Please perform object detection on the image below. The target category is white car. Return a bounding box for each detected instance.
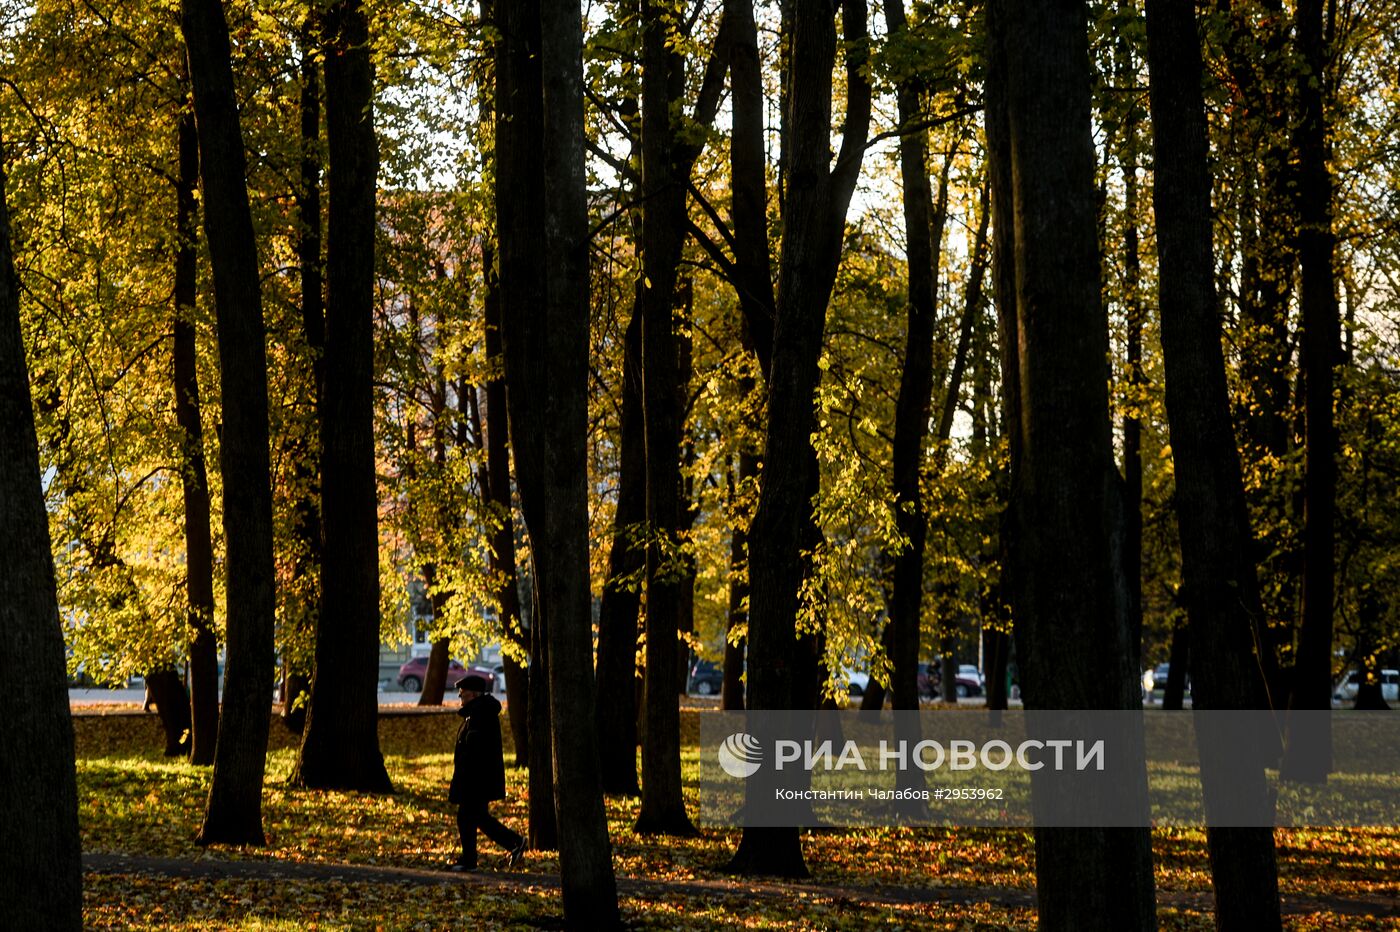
[958,664,984,686]
[1334,669,1399,702]
[840,667,870,697]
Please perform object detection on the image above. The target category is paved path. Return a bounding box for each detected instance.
[83,852,1397,919]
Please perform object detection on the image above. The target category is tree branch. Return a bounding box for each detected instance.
[688,181,738,253]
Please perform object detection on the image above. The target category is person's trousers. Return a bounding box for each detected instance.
[456,799,523,867]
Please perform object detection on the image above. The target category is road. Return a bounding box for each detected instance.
[69,685,436,706]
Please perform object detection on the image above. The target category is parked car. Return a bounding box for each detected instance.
[1334,669,1399,702]
[841,667,871,697]
[397,656,492,693]
[917,662,984,699]
[951,671,982,699]
[917,662,936,697]
[467,665,498,691]
[688,659,724,696]
[1146,662,1193,700]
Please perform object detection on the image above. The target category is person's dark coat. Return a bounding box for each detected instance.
[449,693,507,803]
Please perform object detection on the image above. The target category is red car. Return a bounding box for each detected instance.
[397,657,494,693]
[917,662,984,699]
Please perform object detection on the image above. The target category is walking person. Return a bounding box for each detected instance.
[448,674,526,872]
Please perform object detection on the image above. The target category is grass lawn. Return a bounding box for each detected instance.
[75,707,1398,929]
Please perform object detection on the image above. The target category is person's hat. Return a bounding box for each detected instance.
[455,674,489,693]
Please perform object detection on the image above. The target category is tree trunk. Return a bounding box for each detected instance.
[292,0,392,794]
[500,653,530,762]
[0,154,84,929]
[1282,0,1338,785]
[939,645,958,704]
[1144,3,1283,924]
[501,0,620,920]
[676,298,698,697]
[729,0,869,879]
[988,1,1156,927]
[985,0,1023,705]
[493,0,559,850]
[419,378,453,709]
[1117,21,1145,673]
[936,184,988,709]
[539,0,621,911]
[983,628,1010,711]
[283,17,325,737]
[173,96,220,765]
[985,4,1024,723]
[882,0,939,714]
[1352,595,1391,710]
[1220,3,1296,702]
[296,11,326,424]
[419,635,452,705]
[677,569,697,694]
[526,592,557,849]
[725,0,775,375]
[594,306,643,795]
[635,0,696,837]
[182,0,279,846]
[145,668,194,757]
[722,452,755,711]
[715,0,771,718]
[935,181,990,451]
[539,0,621,908]
[481,239,530,766]
[1163,624,1189,711]
[972,272,1008,716]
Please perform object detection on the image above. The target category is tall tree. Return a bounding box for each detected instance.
[292,0,393,793]
[1163,624,1190,710]
[713,0,778,713]
[493,0,558,852]
[282,13,326,736]
[1282,0,1339,783]
[594,307,643,794]
[862,159,988,711]
[593,46,647,801]
[413,313,454,709]
[931,178,990,708]
[182,0,280,846]
[987,0,1157,927]
[1220,2,1298,697]
[173,88,220,767]
[1115,8,1145,674]
[1144,1,1283,926]
[723,0,776,375]
[879,0,942,712]
[634,0,727,837]
[728,0,870,878]
[470,0,531,771]
[481,241,530,765]
[972,291,1011,713]
[500,0,621,921]
[0,148,84,932]
[722,452,757,710]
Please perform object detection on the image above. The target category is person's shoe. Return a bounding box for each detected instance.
[506,839,527,869]
[447,861,477,873]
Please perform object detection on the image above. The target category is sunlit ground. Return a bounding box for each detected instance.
[74,708,1398,929]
